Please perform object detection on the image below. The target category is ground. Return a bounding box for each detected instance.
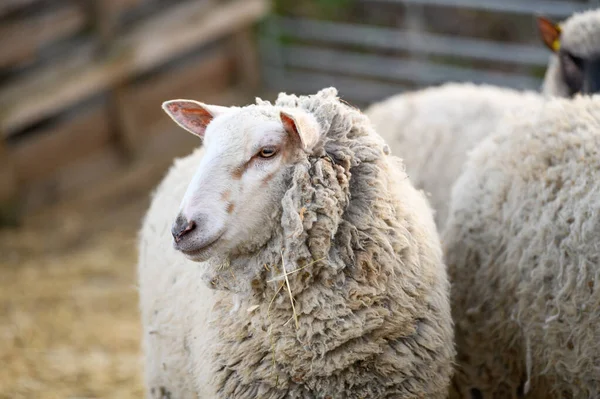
[0,167,161,399]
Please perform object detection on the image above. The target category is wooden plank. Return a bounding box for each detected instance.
[0,140,19,226]
[102,7,234,159]
[229,28,261,91]
[55,146,123,195]
[90,0,118,52]
[89,0,143,49]
[263,68,409,105]
[0,0,270,137]
[277,17,550,67]
[0,141,17,201]
[98,0,143,19]
[121,49,235,146]
[89,0,136,159]
[278,44,543,90]
[107,86,138,159]
[22,145,123,211]
[0,0,41,18]
[12,106,112,184]
[0,0,139,20]
[363,0,593,17]
[0,4,87,68]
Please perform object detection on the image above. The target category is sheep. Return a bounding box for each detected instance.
[364,82,543,227]
[443,94,600,398]
[363,9,599,229]
[539,8,600,96]
[138,87,455,398]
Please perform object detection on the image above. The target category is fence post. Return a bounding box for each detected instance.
[259,15,286,93]
[90,0,138,160]
[0,138,19,226]
[230,28,262,93]
[403,2,427,63]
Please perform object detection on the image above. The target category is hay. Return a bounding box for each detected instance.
[0,204,145,398]
[279,250,299,330]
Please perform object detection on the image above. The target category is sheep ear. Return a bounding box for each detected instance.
[162,100,228,138]
[537,16,561,52]
[280,110,320,151]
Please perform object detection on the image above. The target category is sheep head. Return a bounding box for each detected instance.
[538,11,600,96]
[162,99,322,263]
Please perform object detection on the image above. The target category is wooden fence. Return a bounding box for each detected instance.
[0,0,269,224]
[2,0,599,225]
[261,0,599,105]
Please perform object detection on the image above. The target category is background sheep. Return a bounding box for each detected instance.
[444,95,600,398]
[364,9,599,229]
[365,83,543,227]
[138,88,455,398]
[539,8,600,96]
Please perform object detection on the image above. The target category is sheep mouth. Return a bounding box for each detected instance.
[179,231,225,259]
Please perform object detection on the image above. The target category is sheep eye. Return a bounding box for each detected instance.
[258,147,277,159]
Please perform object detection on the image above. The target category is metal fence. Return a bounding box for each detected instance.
[260,0,599,105]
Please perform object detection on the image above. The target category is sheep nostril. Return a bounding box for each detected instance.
[172,217,196,242]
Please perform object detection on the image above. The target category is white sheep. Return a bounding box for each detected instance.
[364,9,600,229]
[138,87,455,398]
[539,8,600,96]
[365,82,543,227]
[443,95,600,398]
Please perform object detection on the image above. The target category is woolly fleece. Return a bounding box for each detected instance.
[543,8,600,96]
[365,82,543,228]
[138,88,455,398]
[444,95,600,398]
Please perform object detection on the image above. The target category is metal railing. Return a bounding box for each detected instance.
[260,0,598,105]
[368,0,591,18]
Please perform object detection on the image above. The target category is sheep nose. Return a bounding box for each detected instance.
[172,215,196,243]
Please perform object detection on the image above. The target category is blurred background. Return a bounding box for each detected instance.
[0,0,598,397]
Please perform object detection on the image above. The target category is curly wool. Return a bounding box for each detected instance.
[365,82,543,228]
[543,8,600,96]
[444,95,600,398]
[138,88,454,398]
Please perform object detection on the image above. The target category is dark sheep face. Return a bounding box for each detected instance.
[538,15,600,96]
[558,51,600,95]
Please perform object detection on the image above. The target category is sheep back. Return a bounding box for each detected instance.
[365,82,542,228]
[445,95,600,398]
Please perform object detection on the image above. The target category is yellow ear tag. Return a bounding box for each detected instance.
[552,23,562,52]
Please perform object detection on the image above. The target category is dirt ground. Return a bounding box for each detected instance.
[0,173,158,398]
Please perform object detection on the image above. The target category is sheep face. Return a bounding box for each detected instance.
[162,100,321,262]
[555,49,600,95]
[538,12,600,95]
